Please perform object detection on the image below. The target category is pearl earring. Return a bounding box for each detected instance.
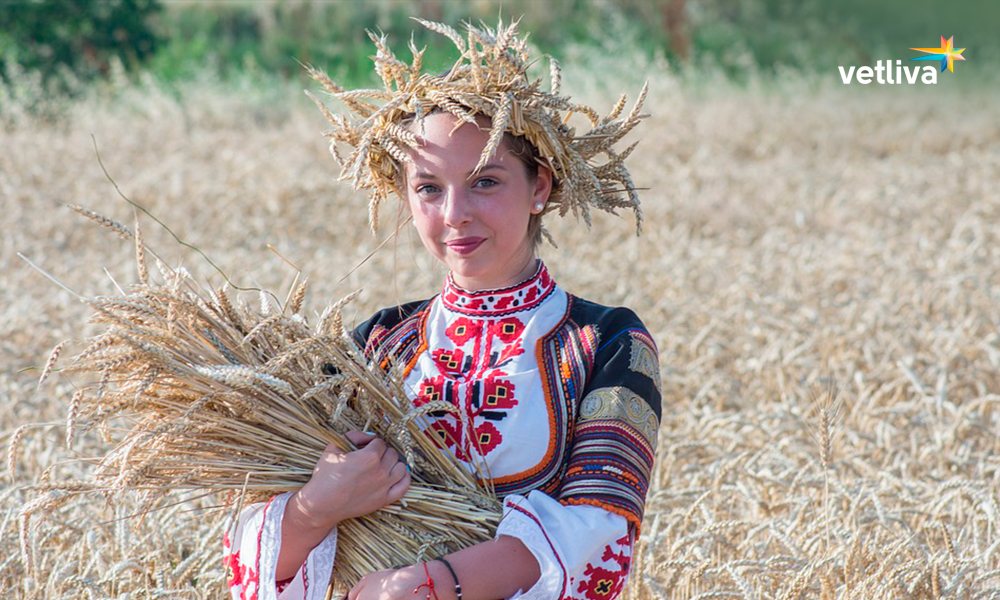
[533,202,544,212]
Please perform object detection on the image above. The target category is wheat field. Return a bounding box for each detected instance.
[2,59,999,599]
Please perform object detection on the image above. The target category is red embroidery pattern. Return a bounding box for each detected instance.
[482,373,517,410]
[223,530,259,600]
[446,318,483,346]
[431,347,464,375]
[414,373,518,460]
[490,318,526,365]
[414,277,546,461]
[472,420,503,455]
[491,317,525,343]
[224,511,307,599]
[429,419,464,455]
[223,532,244,589]
[568,533,633,600]
[416,375,448,404]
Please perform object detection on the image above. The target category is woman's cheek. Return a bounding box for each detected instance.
[411,210,446,258]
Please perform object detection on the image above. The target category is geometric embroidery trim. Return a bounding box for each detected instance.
[627,330,661,394]
[579,386,659,449]
[441,261,556,317]
[558,403,657,530]
[365,308,427,373]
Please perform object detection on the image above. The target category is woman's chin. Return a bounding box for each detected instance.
[449,268,491,290]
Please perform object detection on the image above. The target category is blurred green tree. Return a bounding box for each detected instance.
[0,0,162,83]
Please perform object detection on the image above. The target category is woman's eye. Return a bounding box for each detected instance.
[475,177,499,188]
[416,184,440,195]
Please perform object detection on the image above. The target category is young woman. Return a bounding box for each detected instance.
[224,19,660,600]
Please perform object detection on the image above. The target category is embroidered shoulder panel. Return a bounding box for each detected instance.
[627,330,661,394]
[579,386,658,446]
[559,385,659,530]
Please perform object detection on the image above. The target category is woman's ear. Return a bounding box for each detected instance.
[532,165,553,207]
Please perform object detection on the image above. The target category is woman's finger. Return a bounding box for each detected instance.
[386,472,411,503]
[347,573,371,600]
[345,429,378,448]
[388,460,408,484]
[379,444,400,471]
[353,437,385,465]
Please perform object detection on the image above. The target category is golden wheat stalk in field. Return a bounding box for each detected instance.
[30,217,501,590]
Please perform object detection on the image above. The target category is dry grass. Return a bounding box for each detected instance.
[2,60,999,599]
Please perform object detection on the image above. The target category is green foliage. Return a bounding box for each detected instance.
[0,0,162,85]
[143,1,668,88]
[2,0,997,92]
[690,0,999,77]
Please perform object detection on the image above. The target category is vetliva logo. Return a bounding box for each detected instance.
[839,60,938,85]
[839,36,966,85]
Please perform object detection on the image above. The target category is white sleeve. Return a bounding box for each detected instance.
[223,492,339,600]
[497,491,634,600]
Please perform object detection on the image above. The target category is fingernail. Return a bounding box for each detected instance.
[363,430,376,435]
[405,463,411,472]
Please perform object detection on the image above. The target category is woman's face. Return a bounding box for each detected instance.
[403,112,551,291]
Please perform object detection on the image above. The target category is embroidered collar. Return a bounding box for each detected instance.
[441,261,557,317]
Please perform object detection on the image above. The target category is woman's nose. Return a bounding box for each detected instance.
[442,189,473,227]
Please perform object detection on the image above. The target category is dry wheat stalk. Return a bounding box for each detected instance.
[69,205,133,241]
[38,341,68,386]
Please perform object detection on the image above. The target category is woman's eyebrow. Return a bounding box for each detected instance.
[412,163,508,180]
[468,163,507,176]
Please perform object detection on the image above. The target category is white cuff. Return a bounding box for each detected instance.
[496,494,566,599]
[231,492,338,600]
[495,491,631,600]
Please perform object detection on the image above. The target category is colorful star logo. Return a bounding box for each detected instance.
[910,36,966,72]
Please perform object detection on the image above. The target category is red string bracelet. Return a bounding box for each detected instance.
[413,562,440,600]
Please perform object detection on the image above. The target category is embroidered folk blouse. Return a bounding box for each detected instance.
[224,262,662,600]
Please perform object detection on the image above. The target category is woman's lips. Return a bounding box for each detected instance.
[445,237,485,255]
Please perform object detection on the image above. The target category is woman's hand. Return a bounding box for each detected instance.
[347,562,453,600]
[276,430,411,580]
[347,535,539,600]
[292,430,412,530]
